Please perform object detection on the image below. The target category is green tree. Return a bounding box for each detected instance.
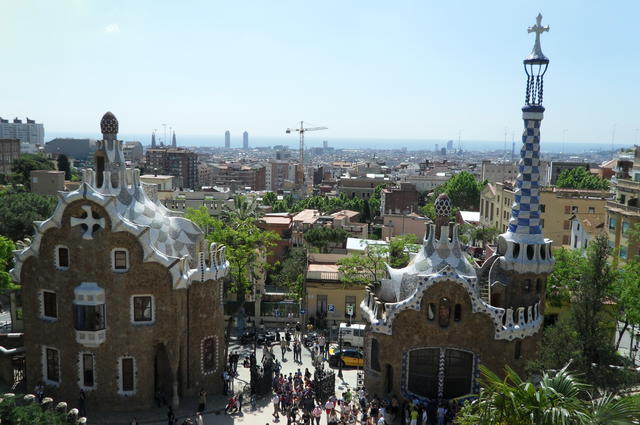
[556,167,610,190]
[10,154,54,187]
[545,247,587,307]
[261,191,277,206]
[303,227,348,253]
[0,236,17,292]
[388,234,418,268]
[572,234,616,381]
[469,226,499,247]
[185,206,279,350]
[338,243,388,286]
[0,190,57,241]
[441,172,485,211]
[456,364,640,425]
[56,154,72,180]
[612,260,640,352]
[272,248,307,300]
[535,235,630,390]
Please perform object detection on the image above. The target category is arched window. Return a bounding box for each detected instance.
[535,278,542,294]
[438,298,451,328]
[454,304,461,322]
[370,338,381,372]
[523,279,531,292]
[514,341,522,359]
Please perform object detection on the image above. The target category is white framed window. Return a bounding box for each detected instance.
[79,352,96,390]
[42,346,60,386]
[118,356,136,395]
[111,248,129,272]
[40,290,58,321]
[130,295,154,325]
[55,245,70,270]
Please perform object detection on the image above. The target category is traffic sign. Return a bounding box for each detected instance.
[300,309,306,315]
[328,304,335,312]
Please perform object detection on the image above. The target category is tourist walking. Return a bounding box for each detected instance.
[312,404,323,425]
[281,338,287,361]
[198,388,206,412]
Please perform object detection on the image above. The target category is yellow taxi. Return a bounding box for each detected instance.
[328,347,364,368]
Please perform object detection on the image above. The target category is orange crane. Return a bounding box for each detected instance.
[286,121,327,182]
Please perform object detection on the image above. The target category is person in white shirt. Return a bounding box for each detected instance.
[377,415,386,425]
[421,409,428,425]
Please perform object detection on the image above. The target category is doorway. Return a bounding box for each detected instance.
[154,344,173,404]
[385,364,393,395]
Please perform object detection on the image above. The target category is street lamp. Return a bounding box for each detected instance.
[337,322,343,379]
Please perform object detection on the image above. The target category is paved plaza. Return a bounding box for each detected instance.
[87,332,360,425]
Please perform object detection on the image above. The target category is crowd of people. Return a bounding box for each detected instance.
[154,323,462,425]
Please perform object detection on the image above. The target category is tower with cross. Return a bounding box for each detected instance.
[495,14,554,276]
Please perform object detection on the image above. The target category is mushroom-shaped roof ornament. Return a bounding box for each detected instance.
[100,111,118,136]
[434,193,452,218]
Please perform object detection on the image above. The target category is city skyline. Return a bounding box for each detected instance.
[2,1,639,145]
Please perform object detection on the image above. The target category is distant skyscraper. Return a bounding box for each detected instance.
[446,140,454,150]
[172,131,177,148]
[323,140,328,149]
[151,131,156,148]
[225,130,230,148]
[243,131,249,149]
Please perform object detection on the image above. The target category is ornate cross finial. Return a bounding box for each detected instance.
[71,205,105,239]
[527,13,549,60]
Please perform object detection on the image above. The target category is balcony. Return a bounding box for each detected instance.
[616,178,640,193]
[606,201,640,217]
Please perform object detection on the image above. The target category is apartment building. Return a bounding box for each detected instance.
[480,182,611,246]
[606,146,640,264]
[211,162,266,191]
[145,148,198,189]
[337,176,390,199]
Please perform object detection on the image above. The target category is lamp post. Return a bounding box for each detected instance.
[337,322,344,379]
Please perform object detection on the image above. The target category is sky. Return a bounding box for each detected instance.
[2,1,639,147]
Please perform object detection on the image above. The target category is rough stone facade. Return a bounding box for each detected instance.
[363,280,541,398]
[13,112,228,411]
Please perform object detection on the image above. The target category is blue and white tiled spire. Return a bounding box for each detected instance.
[498,14,554,274]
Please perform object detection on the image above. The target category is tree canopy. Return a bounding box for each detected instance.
[556,167,609,190]
[10,154,54,188]
[56,154,71,180]
[270,248,307,300]
[184,206,278,307]
[534,235,635,390]
[303,227,348,253]
[0,236,17,292]
[338,243,388,286]
[0,190,57,241]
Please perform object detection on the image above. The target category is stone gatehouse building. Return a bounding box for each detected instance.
[11,112,229,410]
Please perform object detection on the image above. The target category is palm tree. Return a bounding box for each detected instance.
[456,364,640,425]
[221,195,262,227]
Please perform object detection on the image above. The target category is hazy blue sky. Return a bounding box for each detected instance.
[2,1,639,146]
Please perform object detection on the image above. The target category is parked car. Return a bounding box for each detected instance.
[328,348,364,368]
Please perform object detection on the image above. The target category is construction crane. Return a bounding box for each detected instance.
[286,121,327,166]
